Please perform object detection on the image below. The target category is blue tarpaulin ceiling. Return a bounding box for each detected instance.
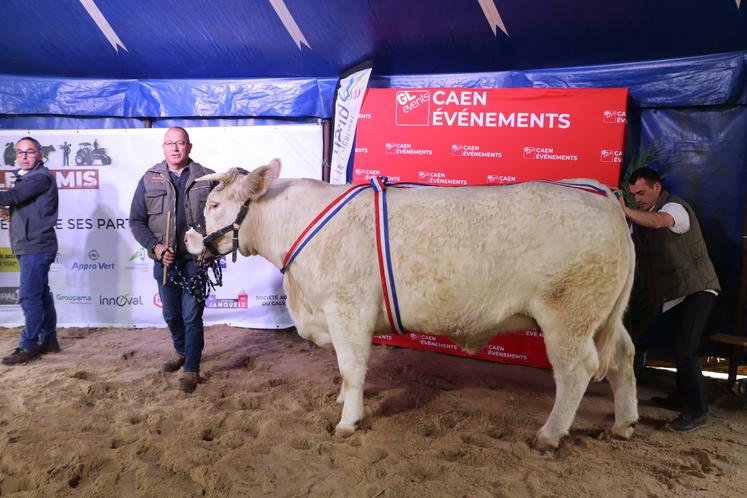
[2,0,747,79]
[1,0,747,117]
[1,1,746,351]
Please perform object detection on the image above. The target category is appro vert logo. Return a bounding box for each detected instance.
[71,248,115,271]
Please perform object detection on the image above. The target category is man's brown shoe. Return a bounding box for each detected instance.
[178,372,202,393]
[2,348,41,365]
[161,354,185,372]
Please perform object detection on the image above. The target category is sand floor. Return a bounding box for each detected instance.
[0,325,745,497]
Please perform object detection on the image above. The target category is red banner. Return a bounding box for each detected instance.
[353,88,627,186]
[355,88,628,368]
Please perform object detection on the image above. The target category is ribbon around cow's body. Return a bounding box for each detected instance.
[281,176,407,334]
[280,177,611,336]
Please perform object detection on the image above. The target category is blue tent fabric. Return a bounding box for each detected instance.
[0,75,336,119]
[1,52,746,118]
[636,106,747,354]
[2,1,746,80]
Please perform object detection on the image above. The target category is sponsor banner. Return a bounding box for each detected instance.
[373,329,551,369]
[0,125,322,327]
[330,62,373,185]
[353,88,627,186]
[0,286,18,305]
[355,88,627,368]
[0,247,18,272]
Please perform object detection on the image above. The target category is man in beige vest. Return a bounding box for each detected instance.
[620,167,720,432]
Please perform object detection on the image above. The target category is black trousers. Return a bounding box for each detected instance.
[666,291,716,415]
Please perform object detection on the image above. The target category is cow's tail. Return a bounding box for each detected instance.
[592,224,636,382]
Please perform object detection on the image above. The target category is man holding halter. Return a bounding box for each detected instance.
[129,127,214,393]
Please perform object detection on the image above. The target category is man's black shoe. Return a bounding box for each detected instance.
[38,338,61,354]
[665,412,708,433]
[2,348,41,365]
[651,395,682,411]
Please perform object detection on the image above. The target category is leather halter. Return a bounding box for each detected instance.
[200,168,251,263]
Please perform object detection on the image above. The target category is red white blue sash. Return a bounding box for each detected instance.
[370,177,406,334]
[281,183,370,271]
[535,180,608,196]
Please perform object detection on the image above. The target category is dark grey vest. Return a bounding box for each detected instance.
[142,160,214,259]
[634,190,720,304]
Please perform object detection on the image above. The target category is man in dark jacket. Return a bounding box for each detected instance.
[620,167,720,432]
[0,136,59,365]
[129,127,214,393]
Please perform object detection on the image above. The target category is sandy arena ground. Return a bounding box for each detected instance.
[0,325,745,497]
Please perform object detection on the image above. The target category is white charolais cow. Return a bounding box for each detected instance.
[185,160,638,451]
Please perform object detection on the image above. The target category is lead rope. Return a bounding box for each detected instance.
[166,256,224,303]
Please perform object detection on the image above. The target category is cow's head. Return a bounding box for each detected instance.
[185,159,281,259]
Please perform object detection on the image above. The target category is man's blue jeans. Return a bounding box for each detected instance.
[154,260,205,373]
[17,251,57,351]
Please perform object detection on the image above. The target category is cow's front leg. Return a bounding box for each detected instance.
[336,381,346,404]
[326,310,373,437]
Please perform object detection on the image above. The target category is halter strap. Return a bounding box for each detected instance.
[202,199,250,263]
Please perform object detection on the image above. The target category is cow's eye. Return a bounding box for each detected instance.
[208,201,219,209]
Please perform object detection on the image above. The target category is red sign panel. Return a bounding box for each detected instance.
[355,88,628,368]
[353,88,627,186]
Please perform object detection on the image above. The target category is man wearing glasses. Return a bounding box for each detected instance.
[129,127,215,393]
[0,136,59,365]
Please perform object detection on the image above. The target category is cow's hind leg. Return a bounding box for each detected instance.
[534,334,598,451]
[605,324,638,439]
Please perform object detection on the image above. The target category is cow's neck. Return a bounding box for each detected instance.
[245,179,342,269]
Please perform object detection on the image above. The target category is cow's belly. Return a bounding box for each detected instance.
[284,275,333,348]
[401,310,539,354]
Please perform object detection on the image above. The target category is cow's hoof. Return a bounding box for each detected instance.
[334,424,356,438]
[610,421,636,440]
[530,431,565,453]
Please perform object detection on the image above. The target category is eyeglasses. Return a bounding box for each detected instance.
[163,140,189,147]
[15,149,39,157]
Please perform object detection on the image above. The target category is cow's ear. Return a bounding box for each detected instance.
[268,158,281,178]
[240,160,281,200]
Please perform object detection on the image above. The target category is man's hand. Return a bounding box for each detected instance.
[0,207,8,221]
[154,243,175,265]
[611,189,625,209]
